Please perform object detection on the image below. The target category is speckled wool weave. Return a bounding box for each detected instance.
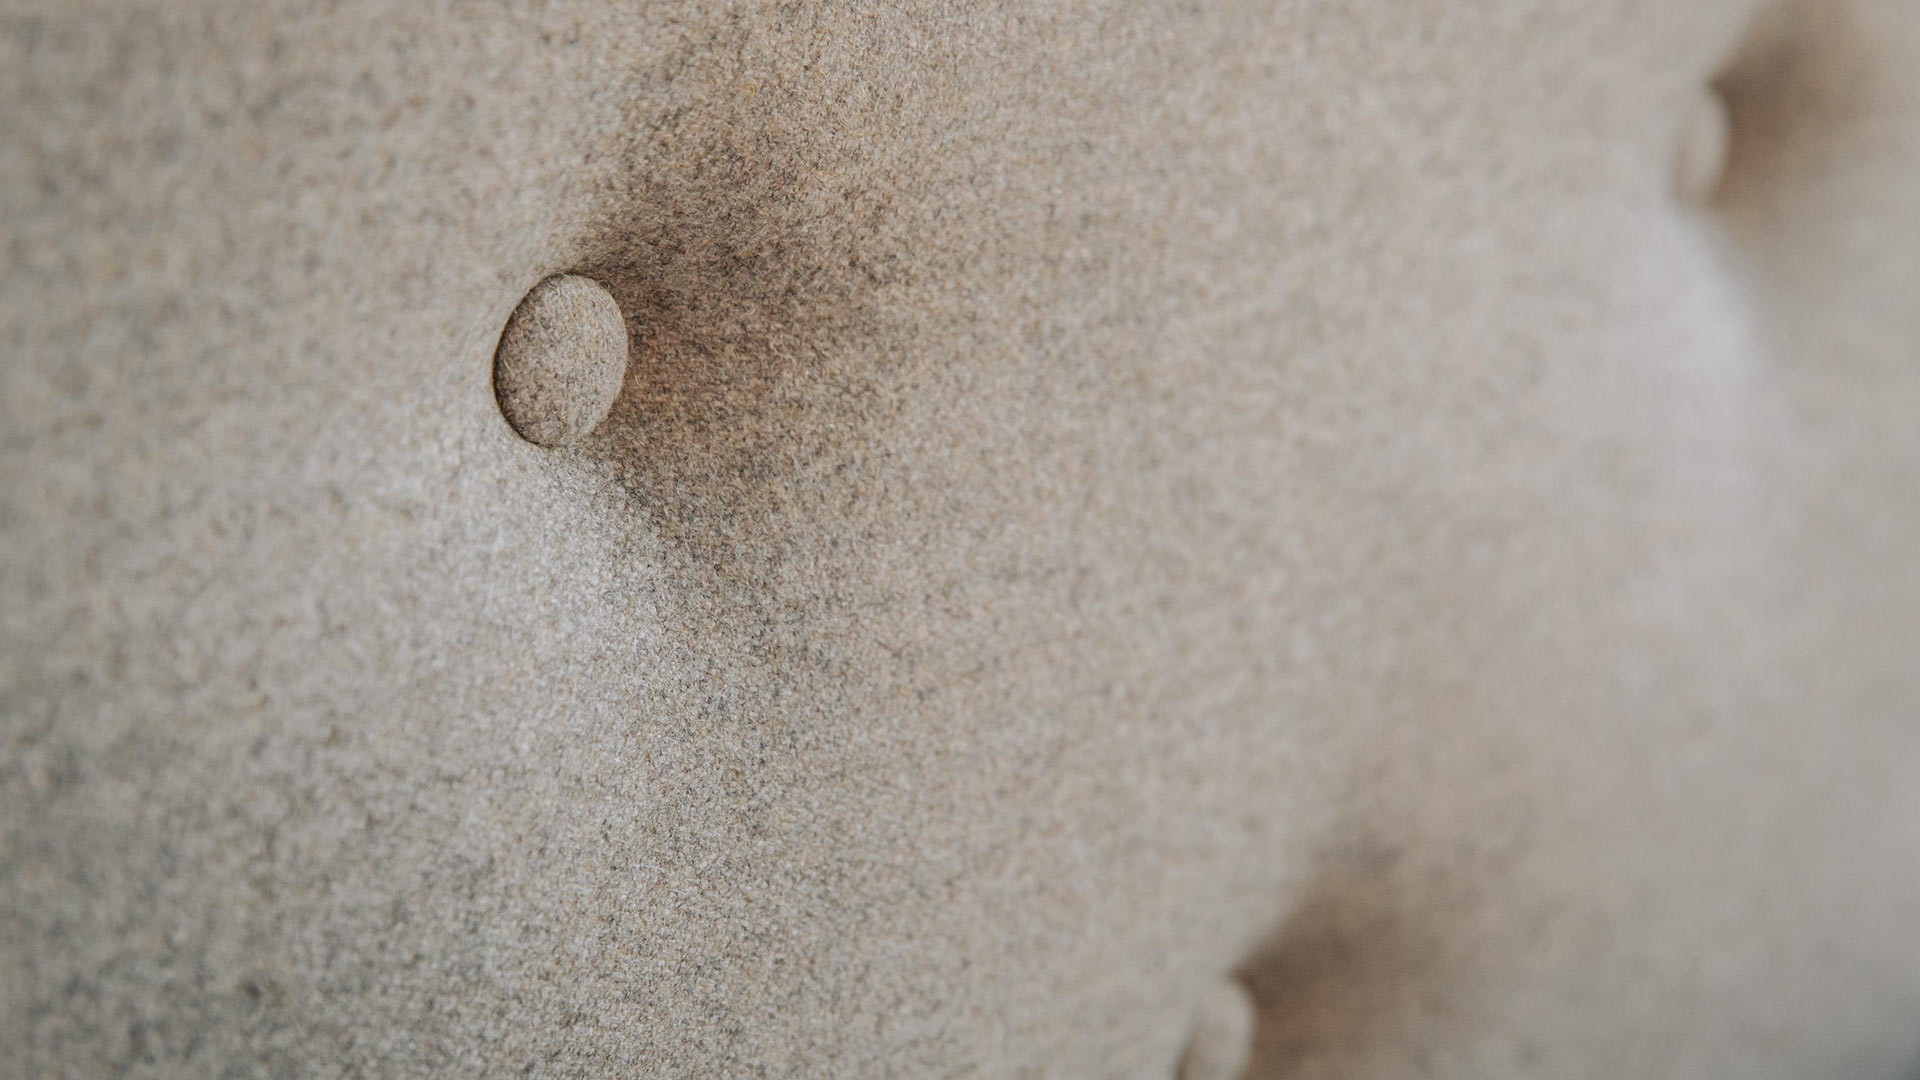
[492,274,630,447]
[4,2,1919,1077]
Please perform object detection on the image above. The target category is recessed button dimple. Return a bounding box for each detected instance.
[1176,977,1256,1080]
[492,274,629,447]
[1674,88,1732,205]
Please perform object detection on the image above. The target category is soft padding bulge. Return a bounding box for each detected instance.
[3,2,1919,1077]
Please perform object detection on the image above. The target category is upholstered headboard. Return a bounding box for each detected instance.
[5,2,1918,1076]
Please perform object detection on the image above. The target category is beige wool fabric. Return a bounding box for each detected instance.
[4,1,1919,1077]
[492,274,630,448]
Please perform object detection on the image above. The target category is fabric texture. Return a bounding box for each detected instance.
[4,2,1918,1076]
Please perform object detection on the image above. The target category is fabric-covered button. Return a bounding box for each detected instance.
[492,274,629,447]
[1176,977,1256,1080]
[1674,89,1731,205]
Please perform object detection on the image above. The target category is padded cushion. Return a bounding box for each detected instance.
[4,1,1918,1076]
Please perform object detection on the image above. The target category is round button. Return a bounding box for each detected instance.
[1674,89,1732,205]
[492,274,629,447]
[1177,977,1256,1080]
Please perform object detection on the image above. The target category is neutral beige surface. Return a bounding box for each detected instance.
[493,274,630,448]
[3,1,1918,1077]
[1178,979,1257,1080]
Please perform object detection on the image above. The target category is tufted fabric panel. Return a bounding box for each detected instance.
[4,2,1918,1076]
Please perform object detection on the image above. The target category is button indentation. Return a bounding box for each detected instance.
[1177,977,1256,1080]
[492,274,629,447]
[1674,89,1732,205]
